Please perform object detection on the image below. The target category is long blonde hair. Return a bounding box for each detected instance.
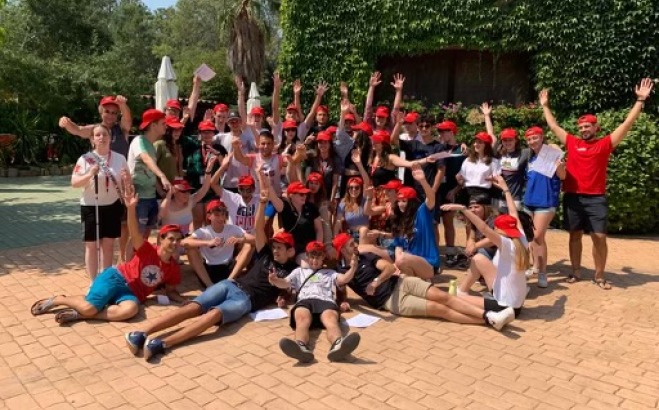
[511,237,530,271]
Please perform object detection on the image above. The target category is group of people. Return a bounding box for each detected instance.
[30,72,653,363]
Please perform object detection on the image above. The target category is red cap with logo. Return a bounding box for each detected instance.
[237,175,255,187]
[475,131,493,145]
[371,130,391,145]
[206,199,227,213]
[332,233,352,255]
[213,103,229,113]
[282,120,297,130]
[577,114,598,125]
[500,128,518,140]
[287,181,311,195]
[494,214,522,238]
[165,99,181,110]
[305,241,326,253]
[375,106,390,118]
[250,106,265,116]
[166,117,184,129]
[159,224,182,236]
[397,186,418,200]
[198,120,216,132]
[99,96,118,107]
[436,121,458,134]
[524,126,544,138]
[352,121,373,136]
[139,109,166,130]
[272,232,295,248]
[316,131,332,142]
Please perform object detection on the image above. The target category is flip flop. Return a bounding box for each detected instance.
[566,274,581,284]
[592,279,612,290]
[30,296,61,316]
[55,309,80,324]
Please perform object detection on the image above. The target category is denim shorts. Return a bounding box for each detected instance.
[477,247,497,261]
[85,267,138,311]
[193,280,252,324]
[136,198,159,232]
[523,205,556,214]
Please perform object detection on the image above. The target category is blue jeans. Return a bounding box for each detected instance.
[193,280,252,324]
[136,198,158,232]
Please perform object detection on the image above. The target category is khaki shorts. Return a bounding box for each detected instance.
[384,276,432,317]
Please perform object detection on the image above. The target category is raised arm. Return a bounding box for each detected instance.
[491,175,520,223]
[115,95,132,135]
[390,111,404,147]
[123,177,145,250]
[271,72,282,125]
[336,252,359,286]
[254,183,269,251]
[303,82,329,128]
[363,71,381,120]
[293,79,304,120]
[350,148,372,188]
[539,89,568,145]
[59,117,93,139]
[610,78,653,148]
[340,81,349,102]
[442,204,502,248]
[231,136,251,167]
[390,73,405,119]
[191,155,219,204]
[235,76,247,121]
[480,102,495,146]
[412,164,436,210]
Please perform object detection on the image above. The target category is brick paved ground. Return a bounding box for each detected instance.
[1,177,658,409]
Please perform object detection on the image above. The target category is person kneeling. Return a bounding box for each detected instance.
[269,241,361,363]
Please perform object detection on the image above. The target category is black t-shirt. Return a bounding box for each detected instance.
[235,244,298,311]
[497,147,530,200]
[400,139,446,197]
[340,252,398,309]
[279,201,320,254]
[439,144,467,193]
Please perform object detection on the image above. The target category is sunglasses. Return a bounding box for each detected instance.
[348,186,361,190]
[419,124,431,129]
[238,187,254,193]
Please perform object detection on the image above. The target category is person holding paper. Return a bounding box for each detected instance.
[495,128,530,212]
[522,126,565,287]
[539,78,653,289]
[125,182,298,362]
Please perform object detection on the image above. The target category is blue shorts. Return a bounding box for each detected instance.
[193,280,252,325]
[85,267,138,311]
[477,247,497,261]
[523,205,556,214]
[136,198,159,232]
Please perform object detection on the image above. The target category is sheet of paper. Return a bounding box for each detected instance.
[250,308,288,321]
[345,313,381,328]
[194,63,216,82]
[428,151,452,161]
[530,144,563,178]
[156,295,170,305]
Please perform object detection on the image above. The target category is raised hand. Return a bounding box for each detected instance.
[491,175,509,191]
[231,136,241,147]
[204,109,213,121]
[340,99,350,114]
[391,73,405,91]
[340,81,349,97]
[315,81,329,96]
[234,75,245,94]
[369,71,382,87]
[635,78,654,101]
[539,89,549,107]
[293,79,302,94]
[273,72,282,89]
[480,102,492,116]
[395,110,405,124]
[193,75,202,87]
[58,116,72,129]
[351,148,362,164]
[115,95,128,106]
[411,163,425,181]
[124,181,138,208]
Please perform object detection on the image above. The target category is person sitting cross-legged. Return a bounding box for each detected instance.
[125,185,298,361]
[31,181,186,324]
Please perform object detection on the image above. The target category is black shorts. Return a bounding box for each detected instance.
[290,298,339,330]
[562,193,608,234]
[457,187,491,206]
[203,263,233,285]
[81,200,123,242]
[484,298,522,318]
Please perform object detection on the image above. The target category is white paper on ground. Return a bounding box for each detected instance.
[345,313,381,328]
[250,308,288,321]
[194,63,216,82]
[156,295,170,305]
[529,144,563,178]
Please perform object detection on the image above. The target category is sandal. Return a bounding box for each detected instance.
[30,296,61,316]
[566,274,581,284]
[592,278,612,290]
[55,309,80,324]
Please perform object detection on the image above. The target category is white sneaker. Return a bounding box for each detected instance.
[525,268,537,279]
[537,273,548,288]
[486,307,515,331]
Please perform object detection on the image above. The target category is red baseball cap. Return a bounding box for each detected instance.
[500,128,518,140]
[165,99,181,110]
[332,232,352,255]
[165,117,184,129]
[436,121,458,134]
[159,224,182,236]
[238,175,255,187]
[317,105,329,114]
[173,177,193,192]
[213,103,229,113]
[348,176,363,186]
[326,126,338,135]
[99,96,118,107]
[494,214,522,238]
[287,181,311,195]
[524,126,544,138]
[139,109,166,130]
[305,241,326,253]
[206,199,227,213]
[380,179,403,190]
[307,172,323,184]
[352,121,373,136]
[344,113,356,122]
[282,120,297,130]
[316,131,332,142]
[475,131,493,145]
[250,106,265,116]
[375,106,390,118]
[272,231,295,248]
[198,120,216,132]
[371,130,391,145]
[577,114,598,125]
[286,103,298,112]
[397,186,418,200]
[404,112,419,123]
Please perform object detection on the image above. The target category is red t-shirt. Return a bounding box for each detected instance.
[563,134,613,195]
[117,242,181,302]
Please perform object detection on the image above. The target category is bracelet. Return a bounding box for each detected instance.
[637,99,646,102]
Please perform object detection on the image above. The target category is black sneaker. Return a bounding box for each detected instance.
[327,333,361,362]
[125,331,147,355]
[444,255,458,268]
[279,338,314,363]
[144,338,166,362]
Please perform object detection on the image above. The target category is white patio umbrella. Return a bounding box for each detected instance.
[246,82,261,113]
[154,56,178,112]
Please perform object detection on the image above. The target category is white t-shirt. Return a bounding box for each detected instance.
[214,130,256,189]
[191,224,245,265]
[399,132,422,142]
[492,235,528,309]
[221,190,259,234]
[74,151,128,206]
[249,153,284,197]
[287,267,338,304]
[458,158,501,188]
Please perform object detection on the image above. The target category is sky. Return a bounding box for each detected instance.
[142,0,178,11]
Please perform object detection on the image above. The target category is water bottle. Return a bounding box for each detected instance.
[448,279,457,296]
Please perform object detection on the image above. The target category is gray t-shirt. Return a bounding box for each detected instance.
[287,267,338,304]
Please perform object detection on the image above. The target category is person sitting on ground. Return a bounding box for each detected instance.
[31,180,186,324]
[125,187,298,361]
[181,199,255,288]
[332,233,516,331]
[268,241,361,363]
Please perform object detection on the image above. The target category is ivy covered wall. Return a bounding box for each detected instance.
[278,0,659,115]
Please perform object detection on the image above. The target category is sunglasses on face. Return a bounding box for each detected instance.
[419,124,431,129]
[348,186,361,190]
[238,187,254,193]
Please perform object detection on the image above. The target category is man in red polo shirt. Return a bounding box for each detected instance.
[539,78,653,289]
